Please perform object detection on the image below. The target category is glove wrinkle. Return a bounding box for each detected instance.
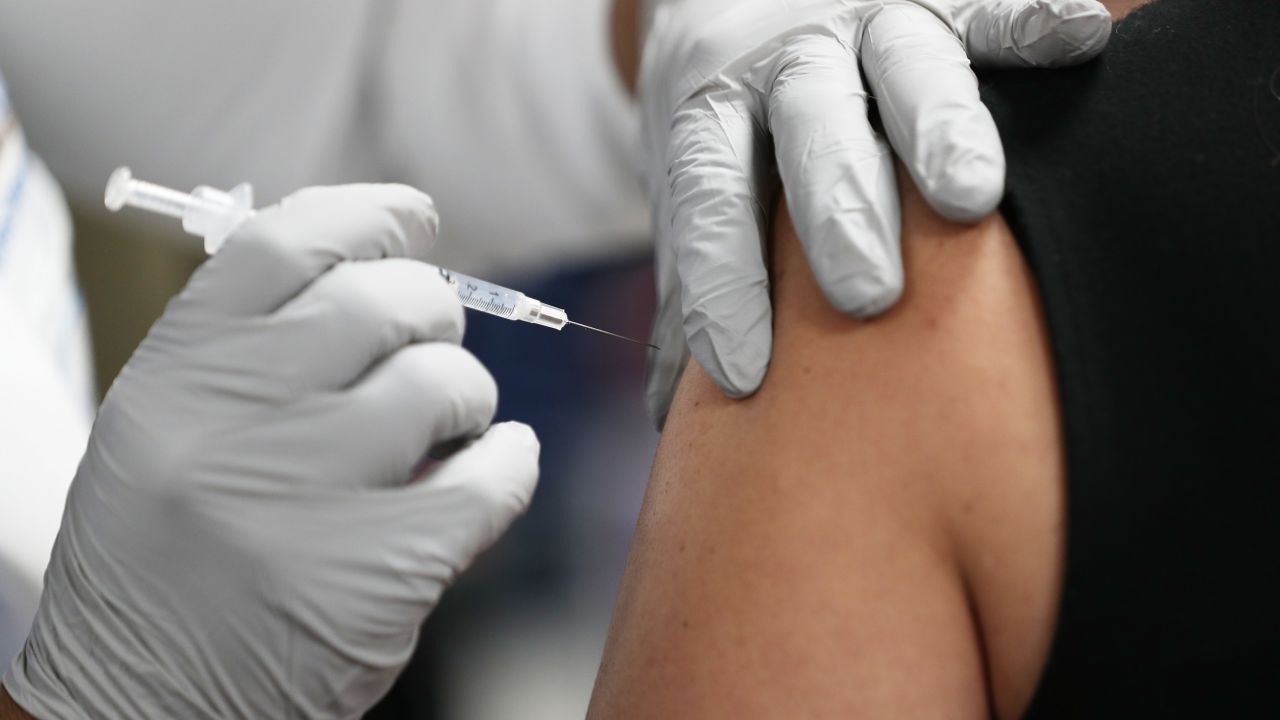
[683,293,772,398]
[959,0,1111,65]
[1007,0,1112,64]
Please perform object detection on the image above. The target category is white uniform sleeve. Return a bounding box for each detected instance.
[376,0,651,273]
[0,0,650,275]
[0,2,383,211]
[0,293,90,668]
[0,79,93,667]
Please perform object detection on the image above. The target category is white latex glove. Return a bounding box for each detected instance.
[642,0,1112,424]
[3,186,540,719]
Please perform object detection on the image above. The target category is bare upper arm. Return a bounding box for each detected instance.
[590,168,1064,718]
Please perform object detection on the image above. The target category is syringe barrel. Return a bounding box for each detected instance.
[127,183,195,219]
[104,168,572,331]
[438,267,521,319]
[433,266,566,329]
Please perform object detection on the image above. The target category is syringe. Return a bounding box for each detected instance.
[104,167,656,347]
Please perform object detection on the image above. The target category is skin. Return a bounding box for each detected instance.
[590,173,1061,719]
[591,2,1152,717]
[0,687,24,720]
[611,0,643,95]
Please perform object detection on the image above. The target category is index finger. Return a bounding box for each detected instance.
[184,184,440,315]
[861,5,1005,223]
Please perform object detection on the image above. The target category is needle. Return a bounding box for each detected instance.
[566,320,659,350]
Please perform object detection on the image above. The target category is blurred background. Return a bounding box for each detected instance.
[73,208,658,719]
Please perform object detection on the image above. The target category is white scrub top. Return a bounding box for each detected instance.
[0,0,651,276]
[0,74,96,667]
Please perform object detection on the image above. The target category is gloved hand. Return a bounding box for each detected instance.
[3,186,540,719]
[642,0,1112,424]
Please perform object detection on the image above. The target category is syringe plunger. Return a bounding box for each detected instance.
[105,167,254,254]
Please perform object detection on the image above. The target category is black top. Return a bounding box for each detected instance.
[977,0,1280,716]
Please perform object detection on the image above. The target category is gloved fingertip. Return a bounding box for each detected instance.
[422,202,441,240]
[824,267,904,318]
[487,421,540,453]
[456,422,540,514]
[1015,0,1113,66]
[717,373,764,400]
[922,150,1005,223]
[686,326,768,401]
[350,183,441,260]
[393,185,441,251]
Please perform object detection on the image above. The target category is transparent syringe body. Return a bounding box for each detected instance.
[104,167,569,330]
[435,267,568,330]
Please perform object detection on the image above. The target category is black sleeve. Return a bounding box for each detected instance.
[976,1,1280,715]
